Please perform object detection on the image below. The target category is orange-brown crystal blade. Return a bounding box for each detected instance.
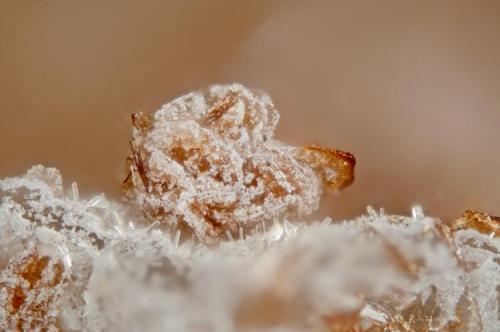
[202,93,238,125]
[301,145,356,189]
[130,141,150,193]
[450,210,500,237]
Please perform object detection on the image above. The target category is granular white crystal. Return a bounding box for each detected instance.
[1,167,498,331]
[125,84,326,242]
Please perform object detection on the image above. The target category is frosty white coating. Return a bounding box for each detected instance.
[0,167,498,331]
[125,84,335,242]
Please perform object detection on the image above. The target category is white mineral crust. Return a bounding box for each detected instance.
[0,167,498,331]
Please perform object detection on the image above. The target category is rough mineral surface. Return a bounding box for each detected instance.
[1,167,498,331]
[123,84,355,242]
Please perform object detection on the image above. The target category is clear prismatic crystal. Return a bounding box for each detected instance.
[1,85,499,332]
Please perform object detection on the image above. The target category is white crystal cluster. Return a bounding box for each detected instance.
[126,84,336,242]
[1,167,498,331]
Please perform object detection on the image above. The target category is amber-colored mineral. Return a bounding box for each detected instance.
[1,84,498,332]
[298,145,356,189]
[123,84,356,242]
[450,210,500,237]
[1,251,65,331]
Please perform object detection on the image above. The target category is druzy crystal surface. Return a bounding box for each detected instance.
[1,85,498,331]
[123,84,355,242]
[1,166,499,331]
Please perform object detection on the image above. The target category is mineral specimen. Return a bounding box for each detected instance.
[0,166,130,331]
[123,84,355,242]
[1,85,498,332]
[450,209,500,237]
[1,167,499,331]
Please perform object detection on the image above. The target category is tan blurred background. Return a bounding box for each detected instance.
[1,1,499,221]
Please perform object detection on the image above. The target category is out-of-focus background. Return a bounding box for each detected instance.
[1,1,499,221]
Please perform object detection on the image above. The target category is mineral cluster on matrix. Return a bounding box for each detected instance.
[0,84,498,332]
